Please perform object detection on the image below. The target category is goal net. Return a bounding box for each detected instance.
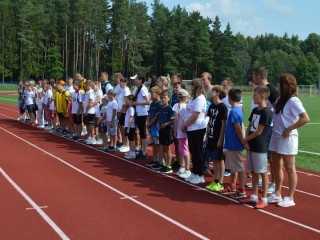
[297,85,317,97]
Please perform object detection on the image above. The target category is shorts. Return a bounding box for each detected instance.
[269,133,298,155]
[150,136,159,145]
[125,127,135,141]
[118,112,126,126]
[107,119,117,136]
[83,114,95,125]
[18,99,25,113]
[225,150,244,173]
[58,112,68,119]
[72,114,82,124]
[178,138,189,157]
[207,148,224,161]
[26,104,35,113]
[159,128,173,146]
[246,151,268,174]
[136,115,147,139]
[99,122,108,133]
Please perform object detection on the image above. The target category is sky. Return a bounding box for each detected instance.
[144,0,320,40]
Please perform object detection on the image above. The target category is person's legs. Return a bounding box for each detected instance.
[272,151,283,196]
[283,155,297,199]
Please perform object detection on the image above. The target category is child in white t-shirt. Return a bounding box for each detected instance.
[36,89,45,128]
[83,80,96,144]
[97,95,109,150]
[124,95,136,159]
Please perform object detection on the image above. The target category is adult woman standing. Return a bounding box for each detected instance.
[131,73,150,159]
[182,78,207,184]
[267,73,309,207]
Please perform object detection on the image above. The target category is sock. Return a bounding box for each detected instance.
[261,197,268,203]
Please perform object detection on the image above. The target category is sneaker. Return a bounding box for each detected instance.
[136,152,147,159]
[179,170,191,179]
[189,175,205,184]
[105,146,116,152]
[98,146,107,151]
[86,137,96,145]
[267,194,282,203]
[205,182,217,190]
[255,199,268,209]
[37,125,45,129]
[151,162,163,170]
[267,183,276,194]
[146,160,158,167]
[72,135,79,141]
[203,169,212,176]
[185,173,195,182]
[277,196,295,208]
[159,166,173,174]
[96,139,103,145]
[221,186,236,195]
[224,170,231,177]
[124,152,136,159]
[176,167,185,176]
[232,190,247,199]
[245,180,263,188]
[240,195,259,204]
[119,146,130,153]
[116,141,124,148]
[211,183,224,192]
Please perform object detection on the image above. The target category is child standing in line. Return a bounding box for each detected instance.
[222,88,246,199]
[157,90,175,173]
[93,81,103,144]
[146,86,162,169]
[105,89,118,152]
[71,82,85,140]
[173,89,191,178]
[124,95,136,159]
[205,85,228,192]
[97,95,109,150]
[36,89,45,129]
[24,83,36,125]
[83,80,96,144]
[241,86,272,209]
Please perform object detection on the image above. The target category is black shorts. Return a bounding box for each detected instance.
[73,114,83,124]
[99,122,108,133]
[26,104,35,113]
[119,112,126,126]
[83,114,95,125]
[124,127,135,141]
[136,115,147,139]
[159,128,173,145]
[57,112,67,119]
[18,99,26,113]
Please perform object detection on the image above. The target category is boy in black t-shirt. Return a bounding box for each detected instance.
[205,85,228,192]
[241,86,272,209]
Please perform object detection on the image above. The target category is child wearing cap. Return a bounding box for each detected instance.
[105,89,118,152]
[173,88,191,178]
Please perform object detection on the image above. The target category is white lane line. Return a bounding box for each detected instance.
[298,150,320,156]
[0,126,209,240]
[0,168,69,240]
[26,206,48,210]
[0,97,17,102]
[0,106,18,113]
[1,124,320,235]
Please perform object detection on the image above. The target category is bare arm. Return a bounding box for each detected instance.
[234,122,244,142]
[282,112,309,138]
[182,111,200,132]
[217,119,226,148]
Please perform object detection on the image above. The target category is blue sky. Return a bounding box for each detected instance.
[144,0,319,40]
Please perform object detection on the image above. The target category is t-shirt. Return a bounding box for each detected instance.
[125,106,135,128]
[149,101,162,137]
[173,102,187,138]
[25,90,35,105]
[132,85,149,116]
[44,89,52,105]
[53,91,62,112]
[272,96,306,136]
[101,81,113,95]
[60,91,71,114]
[116,87,130,112]
[37,97,44,110]
[170,93,180,107]
[99,105,108,124]
[224,106,244,151]
[221,95,244,116]
[207,102,228,151]
[83,89,95,114]
[185,94,207,131]
[65,85,75,94]
[157,105,174,129]
[79,79,87,92]
[71,90,85,114]
[248,107,272,152]
[94,90,103,117]
[106,99,118,121]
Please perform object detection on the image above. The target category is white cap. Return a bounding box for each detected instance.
[37,88,43,93]
[130,74,137,80]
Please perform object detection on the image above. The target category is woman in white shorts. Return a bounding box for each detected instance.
[268,73,309,207]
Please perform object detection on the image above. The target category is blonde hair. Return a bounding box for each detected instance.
[93,81,101,91]
[150,86,162,95]
[158,76,170,88]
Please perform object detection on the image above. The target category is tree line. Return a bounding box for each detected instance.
[0,0,320,85]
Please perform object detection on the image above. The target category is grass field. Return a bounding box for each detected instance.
[0,84,18,91]
[1,92,319,172]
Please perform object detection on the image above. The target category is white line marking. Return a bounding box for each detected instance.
[0,106,18,113]
[26,206,48,210]
[298,150,320,156]
[0,126,209,240]
[306,122,320,125]
[0,168,69,240]
[0,97,17,102]
[120,196,138,200]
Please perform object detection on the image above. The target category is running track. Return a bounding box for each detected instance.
[0,100,319,240]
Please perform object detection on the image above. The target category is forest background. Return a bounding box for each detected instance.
[0,0,320,86]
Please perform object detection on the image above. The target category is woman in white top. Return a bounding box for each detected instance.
[182,79,207,184]
[268,73,309,207]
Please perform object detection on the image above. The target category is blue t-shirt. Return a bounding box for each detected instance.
[170,93,180,107]
[157,105,175,128]
[149,101,162,137]
[224,106,244,151]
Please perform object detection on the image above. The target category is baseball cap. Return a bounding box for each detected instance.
[58,80,66,86]
[130,74,137,80]
[178,89,189,98]
[108,89,116,95]
[102,94,109,100]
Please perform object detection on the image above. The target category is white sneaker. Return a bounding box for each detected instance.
[119,146,130,153]
[96,139,103,145]
[267,194,282,203]
[190,175,205,184]
[185,173,195,182]
[37,125,45,129]
[179,170,191,178]
[44,126,52,130]
[267,183,276,194]
[86,137,97,145]
[277,196,295,207]
[176,167,185,176]
[124,152,136,159]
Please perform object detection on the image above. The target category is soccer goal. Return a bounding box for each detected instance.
[297,85,317,97]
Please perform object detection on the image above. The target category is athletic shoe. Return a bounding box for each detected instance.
[86,137,96,145]
[267,194,282,203]
[224,170,231,177]
[72,135,79,141]
[221,186,236,195]
[185,173,195,182]
[159,166,173,174]
[105,146,116,152]
[119,146,130,153]
[240,195,259,204]
[146,160,158,167]
[37,125,45,129]
[189,175,205,184]
[277,197,295,207]
[176,167,185,176]
[149,162,162,170]
[232,190,247,199]
[205,182,217,190]
[124,152,136,159]
[255,200,268,209]
[116,141,124,148]
[211,183,224,192]
[203,169,212,176]
[245,180,263,188]
[267,183,276,194]
[44,126,53,130]
[179,170,191,179]
[135,152,147,160]
[98,146,107,151]
[96,139,103,145]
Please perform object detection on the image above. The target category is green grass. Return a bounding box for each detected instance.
[1,92,319,172]
[0,84,18,91]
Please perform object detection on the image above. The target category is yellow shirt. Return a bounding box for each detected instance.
[53,91,62,112]
[80,79,87,92]
[60,91,71,116]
